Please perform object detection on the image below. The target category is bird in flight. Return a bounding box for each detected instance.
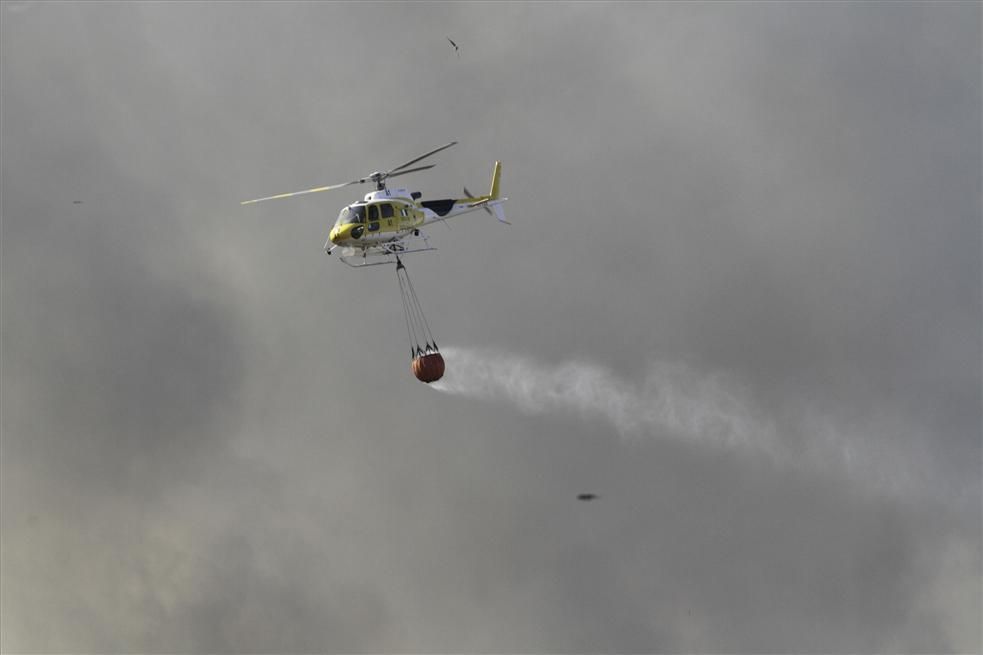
[447,37,459,57]
[577,493,598,502]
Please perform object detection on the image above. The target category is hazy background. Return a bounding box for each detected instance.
[2,2,980,652]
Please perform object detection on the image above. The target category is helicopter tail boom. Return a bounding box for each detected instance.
[416,161,509,227]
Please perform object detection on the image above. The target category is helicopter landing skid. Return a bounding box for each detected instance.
[337,236,436,268]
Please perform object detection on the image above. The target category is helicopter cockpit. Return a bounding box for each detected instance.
[335,204,366,228]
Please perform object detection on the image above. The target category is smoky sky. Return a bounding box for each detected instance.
[2,2,980,653]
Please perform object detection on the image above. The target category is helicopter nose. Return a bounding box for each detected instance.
[331,224,362,244]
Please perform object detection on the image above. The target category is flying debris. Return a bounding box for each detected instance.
[577,493,599,502]
[447,37,459,57]
[241,143,508,383]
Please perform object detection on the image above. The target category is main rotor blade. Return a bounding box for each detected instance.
[388,141,457,174]
[242,142,455,205]
[386,164,435,180]
[240,178,366,205]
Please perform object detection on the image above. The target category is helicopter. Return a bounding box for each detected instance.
[241,142,508,267]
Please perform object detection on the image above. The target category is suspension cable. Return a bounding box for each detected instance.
[396,258,438,359]
[403,265,436,351]
[398,264,424,353]
[397,261,417,358]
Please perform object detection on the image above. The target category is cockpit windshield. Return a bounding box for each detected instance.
[335,205,366,227]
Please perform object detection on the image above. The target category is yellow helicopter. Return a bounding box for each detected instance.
[241,142,508,267]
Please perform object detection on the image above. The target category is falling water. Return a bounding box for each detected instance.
[430,346,967,504]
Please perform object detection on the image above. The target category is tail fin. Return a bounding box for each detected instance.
[462,163,509,224]
[489,161,502,200]
[492,201,510,225]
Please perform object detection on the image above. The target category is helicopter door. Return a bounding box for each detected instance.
[398,204,414,228]
[380,203,395,229]
[368,203,395,233]
[367,204,381,233]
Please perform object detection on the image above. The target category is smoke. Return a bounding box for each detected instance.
[431,346,964,504]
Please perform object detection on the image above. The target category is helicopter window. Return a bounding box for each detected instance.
[368,205,379,221]
[380,203,394,219]
[337,205,365,226]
